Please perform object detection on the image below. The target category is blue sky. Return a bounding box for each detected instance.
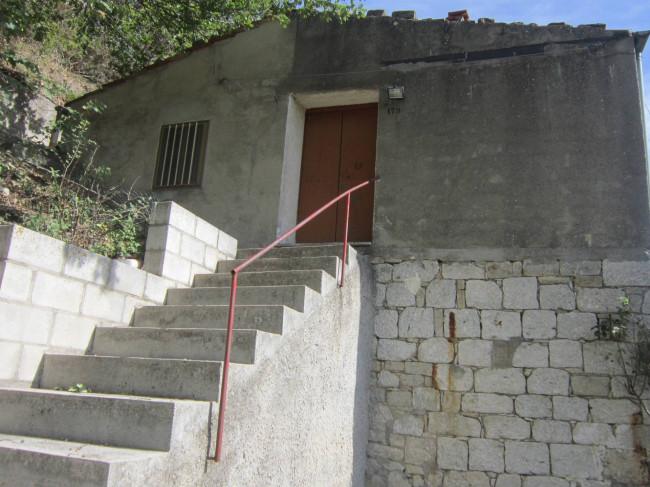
[359,1,650,137]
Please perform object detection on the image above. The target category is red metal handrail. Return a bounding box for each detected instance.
[213,174,380,461]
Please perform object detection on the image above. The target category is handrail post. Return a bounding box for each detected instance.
[215,269,238,462]
[340,193,351,287]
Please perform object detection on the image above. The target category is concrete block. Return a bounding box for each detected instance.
[377,339,416,361]
[81,285,125,323]
[418,337,453,363]
[457,339,492,366]
[466,280,502,309]
[203,247,218,271]
[108,260,146,297]
[393,260,438,283]
[0,342,21,379]
[577,288,624,312]
[560,260,601,276]
[441,262,484,279]
[503,278,539,310]
[556,311,597,340]
[548,339,582,368]
[571,374,610,397]
[512,342,548,367]
[437,438,468,471]
[522,310,556,339]
[582,341,625,374]
[505,441,549,475]
[426,280,456,308]
[573,423,616,446]
[603,260,650,286]
[443,471,490,487]
[539,285,575,310]
[485,416,530,440]
[195,218,219,246]
[427,412,481,437]
[481,311,521,340]
[589,398,640,424]
[532,419,571,443]
[432,364,473,391]
[486,262,514,279]
[523,259,558,277]
[217,230,237,258]
[515,395,552,418]
[412,387,439,411]
[16,344,46,381]
[399,307,434,338]
[143,273,175,303]
[550,444,602,480]
[469,438,504,473]
[393,413,424,436]
[375,309,398,338]
[0,262,33,301]
[1,225,66,274]
[63,246,111,286]
[31,272,84,313]
[152,201,197,235]
[159,252,192,284]
[180,234,206,265]
[527,368,569,395]
[122,296,148,323]
[405,436,436,467]
[0,301,53,344]
[50,313,98,350]
[444,309,480,338]
[475,368,526,394]
[386,282,416,307]
[553,396,589,421]
[462,393,513,414]
[145,225,181,253]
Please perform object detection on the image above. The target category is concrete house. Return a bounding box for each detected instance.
[2,9,650,487]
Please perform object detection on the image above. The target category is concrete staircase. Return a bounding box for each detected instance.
[0,244,353,486]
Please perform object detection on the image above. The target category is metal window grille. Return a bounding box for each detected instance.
[154,120,208,188]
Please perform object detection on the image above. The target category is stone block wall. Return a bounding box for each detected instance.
[367,257,650,487]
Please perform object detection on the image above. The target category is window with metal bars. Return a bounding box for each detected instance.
[153,120,208,188]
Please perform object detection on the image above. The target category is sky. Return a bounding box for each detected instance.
[358,0,650,139]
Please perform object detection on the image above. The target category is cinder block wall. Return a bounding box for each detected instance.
[367,257,650,486]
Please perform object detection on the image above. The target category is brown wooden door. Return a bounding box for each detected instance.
[296,104,377,243]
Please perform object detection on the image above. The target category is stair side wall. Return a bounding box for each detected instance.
[367,256,650,487]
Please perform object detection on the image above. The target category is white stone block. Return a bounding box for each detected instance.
[386,282,416,307]
[522,310,556,339]
[556,312,597,340]
[469,438,504,473]
[512,342,548,367]
[399,307,434,338]
[426,280,456,308]
[0,262,33,302]
[0,342,21,379]
[481,311,521,340]
[374,283,386,308]
[571,374,610,397]
[442,262,484,279]
[377,370,399,388]
[377,339,416,361]
[50,314,97,350]
[462,393,513,414]
[577,288,625,313]
[505,441,549,475]
[143,273,175,303]
[0,301,53,344]
[582,341,624,374]
[495,474,522,487]
[375,310,398,338]
[1,225,66,274]
[81,285,125,323]
[532,419,571,443]
[549,444,602,480]
[393,413,423,436]
[443,471,490,487]
[527,368,569,395]
[486,262,514,279]
[522,477,568,487]
[405,436,436,467]
[108,260,146,297]
[553,396,589,421]
[387,390,411,407]
[560,260,601,276]
[412,387,439,411]
[589,399,640,424]
[427,412,481,437]
[573,423,616,447]
[457,339,492,367]
[195,218,219,246]
[444,309,481,338]
[484,416,530,440]
[374,264,392,283]
[145,225,182,253]
[437,438,468,471]
[31,272,84,313]
[418,337,453,363]
[432,364,473,391]
[548,339,582,368]
[503,278,539,310]
[523,259,559,277]
[466,280,502,309]
[16,344,46,381]
[393,260,439,283]
[515,395,552,418]
[603,260,650,286]
[539,285,575,310]
[475,368,526,394]
[217,231,238,258]
[614,424,650,450]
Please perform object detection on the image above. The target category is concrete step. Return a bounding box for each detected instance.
[0,433,164,487]
[91,327,260,364]
[38,354,222,401]
[0,388,175,451]
[193,269,336,293]
[166,285,318,312]
[133,304,301,334]
[217,255,341,278]
[236,243,356,261]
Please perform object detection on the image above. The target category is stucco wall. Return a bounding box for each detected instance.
[71,16,649,251]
